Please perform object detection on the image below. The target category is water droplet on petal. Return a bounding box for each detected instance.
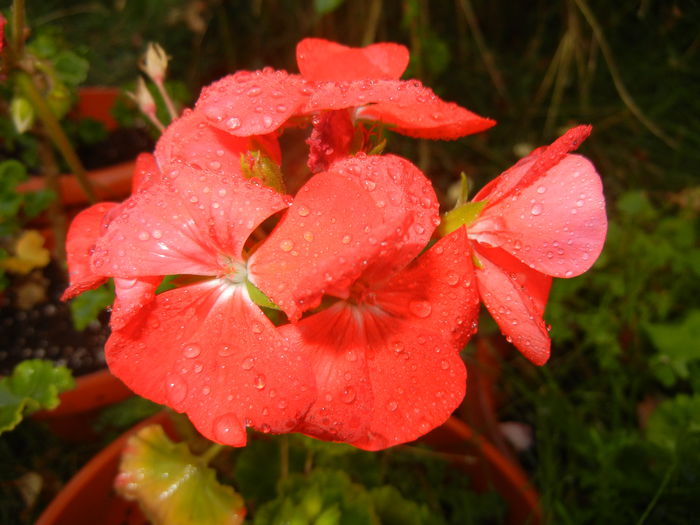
[440,360,449,370]
[279,239,294,252]
[219,344,234,357]
[342,234,352,244]
[297,206,310,217]
[226,117,241,130]
[530,204,543,216]
[254,374,266,390]
[251,322,263,334]
[183,343,201,358]
[241,357,254,370]
[408,300,432,318]
[446,272,459,286]
[213,413,246,445]
[387,400,398,412]
[537,186,546,194]
[341,387,356,404]
[138,231,150,241]
[166,375,187,406]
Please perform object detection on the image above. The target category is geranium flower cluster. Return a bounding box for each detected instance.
[64,39,606,450]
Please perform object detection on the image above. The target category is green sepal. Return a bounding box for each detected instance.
[69,281,115,330]
[240,150,286,194]
[117,424,245,525]
[0,360,75,435]
[437,200,488,237]
[246,279,281,310]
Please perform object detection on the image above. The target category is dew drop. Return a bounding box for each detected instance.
[530,204,543,216]
[251,322,263,334]
[408,300,432,318]
[152,230,162,239]
[387,400,398,412]
[241,357,255,370]
[446,272,459,286]
[341,387,356,404]
[279,239,294,252]
[297,205,310,217]
[303,231,314,242]
[537,186,546,194]
[213,413,245,445]
[254,374,266,390]
[166,375,187,406]
[183,343,201,358]
[219,344,234,357]
[440,360,449,370]
[226,117,241,130]
[341,234,352,244]
[138,231,150,241]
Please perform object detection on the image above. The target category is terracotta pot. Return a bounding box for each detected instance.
[33,368,135,442]
[71,87,121,131]
[36,414,539,525]
[34,411,171,525]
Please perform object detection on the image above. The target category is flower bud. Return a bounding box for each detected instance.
[10,96,35,134]
[140,42,169,83]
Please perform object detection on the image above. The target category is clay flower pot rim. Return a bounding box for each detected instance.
[35,414,540,525]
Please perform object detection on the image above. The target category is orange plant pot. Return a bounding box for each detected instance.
[36,414,540,525]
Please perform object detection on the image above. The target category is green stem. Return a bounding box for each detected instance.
[154,79,178,123]
[279,435,289,481]
[199,443,225,465]
[12,0,25,59]
[15,72,96,203]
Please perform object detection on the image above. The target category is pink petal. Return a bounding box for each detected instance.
[131,153,160,194]
[154,111,256,178]
[475,154,607,278]
[105,280,315,447]
[297,38,409,80]
[93,163,289,278]
[473,125,592,205]
[281,229,478,450]
[304,79,495,140]
[195,70,311,136]
[62,202,117,300]
[474,245,552,365]
[248,154,438,321]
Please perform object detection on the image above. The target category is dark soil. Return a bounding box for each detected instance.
[0,262,110,377]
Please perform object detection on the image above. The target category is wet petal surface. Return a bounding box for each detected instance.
[106,280,315,446]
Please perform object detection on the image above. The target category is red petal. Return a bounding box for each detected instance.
[62,202,117,300]
[306,110,355,173]
[111,276,161,330]
[248,154,438,321]
[93,163,289,278]
[474,245,551,365]
[474,154,607,277]
[280,229,478,450]
[304,79,495,140]
[155,111,255,177]
[131,153,160,194]
[105,280,315,446]
[195,70,311,136]
[473,125,592,205]
[297,38,409,81]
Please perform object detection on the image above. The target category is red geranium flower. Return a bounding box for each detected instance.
[445,126,607,365]
[65,152,478,450]
[248,154,479,449]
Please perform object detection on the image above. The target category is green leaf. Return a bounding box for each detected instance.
[22,189,56,219]
[313,0,346,15]
[53,50,90,87]
[646,394,700,452]
[117,424,245,525]
[69,283,115,330]
[254,470,380,525]
[371,486,438,525]
[647,310,700,387]
[0,360,75,435]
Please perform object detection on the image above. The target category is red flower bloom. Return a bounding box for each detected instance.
[65,152,477,450]
[248,154,479,449]
[454,126,607,365]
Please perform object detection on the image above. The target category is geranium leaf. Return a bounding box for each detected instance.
[0,360,75,435]
[117,424,246,525]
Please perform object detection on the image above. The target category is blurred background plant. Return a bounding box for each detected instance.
[1,0,698,523]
